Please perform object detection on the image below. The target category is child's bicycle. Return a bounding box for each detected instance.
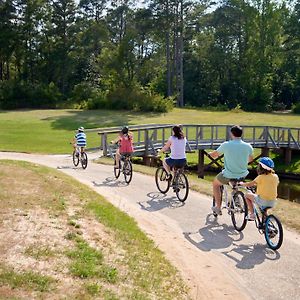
[155,153,189,202]
[212,180,248,231]
[239,186,283,250]
[72,146,88,169]
[114,153,133,184]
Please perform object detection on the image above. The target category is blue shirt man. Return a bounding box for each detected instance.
[210,125,253,215]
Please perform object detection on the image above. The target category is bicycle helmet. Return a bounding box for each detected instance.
[259,157,274,170]
[121,126,129,134]
[78,126,84,132]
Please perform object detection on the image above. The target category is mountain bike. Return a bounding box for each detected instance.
[212,180,248,231]
[114,153,133,184]
[155,154,189,202]
[72,147,88,169]
[239,186,283,250]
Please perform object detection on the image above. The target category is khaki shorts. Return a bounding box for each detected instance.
[216,172,244,185]
[216,172,231,185]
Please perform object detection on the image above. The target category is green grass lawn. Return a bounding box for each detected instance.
[1,108,300,154]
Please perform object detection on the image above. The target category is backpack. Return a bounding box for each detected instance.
[119,134,133,153]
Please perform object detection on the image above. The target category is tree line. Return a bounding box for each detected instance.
[0,0,299,112]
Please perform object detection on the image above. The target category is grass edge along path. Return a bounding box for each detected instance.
[96,157,300,234]
[0,160,190,300]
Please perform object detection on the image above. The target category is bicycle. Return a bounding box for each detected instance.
[72,146,88,169]
[212,180,248,231]
[155,154,189,202]
[239,186,283,250]
[114,153,133,184]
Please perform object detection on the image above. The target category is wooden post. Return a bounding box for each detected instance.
[284,148,292,165]
[103,133,107,156]
[198,149,205,178]
[261,147,269,157]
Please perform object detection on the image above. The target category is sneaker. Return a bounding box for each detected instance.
[75,152,79,157]
[212,206,222,216]
[246,213,255,221]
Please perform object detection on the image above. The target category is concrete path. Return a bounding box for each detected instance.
[1,152,299,300]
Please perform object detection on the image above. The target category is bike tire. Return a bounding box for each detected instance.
[81,152,88,169]
[72,150,80,167]
[155,166,170,194]
[231,191,248,231]
[114,157,121,179]
[264,214,283,250]
[124,160,133,184]
[175,173,189,202]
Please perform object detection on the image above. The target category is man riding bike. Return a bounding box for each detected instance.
[210,125,253,215]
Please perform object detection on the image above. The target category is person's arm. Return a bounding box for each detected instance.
[240,180,257,187]
[161,139,172,152]
[209,150,221,159]
[111,135,121,144]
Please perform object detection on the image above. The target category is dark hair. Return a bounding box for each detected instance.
[257,164,272,175]
[231,125,243,137]
[172,125,184,139]
[121,126,129,134]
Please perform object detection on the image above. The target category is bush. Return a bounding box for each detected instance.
[292,102,300,114]
[106,85,173,112]
[0,80,62,109]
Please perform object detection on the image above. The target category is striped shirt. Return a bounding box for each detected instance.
[75,132,86,147]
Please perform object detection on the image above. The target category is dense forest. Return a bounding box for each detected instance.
[0,0,300,112]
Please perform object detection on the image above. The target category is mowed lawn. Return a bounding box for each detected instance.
[1,108,300,154]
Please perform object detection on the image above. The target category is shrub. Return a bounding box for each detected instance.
[292,102,300,114]
[106,85,173,112]
[0,80,61,109]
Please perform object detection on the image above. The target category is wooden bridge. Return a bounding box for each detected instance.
[93,124,300,177]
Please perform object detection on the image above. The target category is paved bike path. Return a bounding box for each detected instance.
[1,152,299,300]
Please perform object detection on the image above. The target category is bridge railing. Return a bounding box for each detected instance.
[96,124,300,157]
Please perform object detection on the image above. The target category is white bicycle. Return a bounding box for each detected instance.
[212,180,248,231]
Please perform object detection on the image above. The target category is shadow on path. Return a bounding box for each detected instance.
[222,243,280,269]
[183,214,281,269]
[92,177,128,188]
[138,192,185,212]
[183,214,244,252]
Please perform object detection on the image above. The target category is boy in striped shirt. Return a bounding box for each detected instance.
[72,127,86,156]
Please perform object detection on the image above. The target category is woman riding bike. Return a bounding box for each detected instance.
[159,125,187,181]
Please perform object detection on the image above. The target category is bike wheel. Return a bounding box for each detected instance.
[80,152,88,169]
[155,166,170,194]
[114,157,121,179]
[231,191,248,231]
[175,173,189,202]
[123,160,133,184]
[264,215,283,250]
[72,150,79,167]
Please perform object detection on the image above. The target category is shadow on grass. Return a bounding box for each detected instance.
[42,110,160,131]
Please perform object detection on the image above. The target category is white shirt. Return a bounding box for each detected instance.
[169,136,187,159]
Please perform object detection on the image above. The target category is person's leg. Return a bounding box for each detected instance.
[212,178,223,209]
[245,193,255,215]
[163,158,171,175]
[115,149,121,168]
